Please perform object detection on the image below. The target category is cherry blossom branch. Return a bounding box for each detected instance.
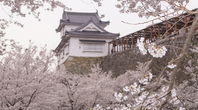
[121,11,176,25]
[159,11,198,109]
[26,89,38,108]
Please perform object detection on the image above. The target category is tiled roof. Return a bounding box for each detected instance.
[56,11,109,32]
[62,11,105,24]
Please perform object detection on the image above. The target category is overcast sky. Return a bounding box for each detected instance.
[3,0,198,50]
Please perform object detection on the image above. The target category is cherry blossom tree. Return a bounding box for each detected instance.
[0,42,153,110]
[1,39,196,110]
[55,64,150,110]
[93,0,198,109]
[0,0,197,110]
[0,43,61,110]
[116,1,198,109]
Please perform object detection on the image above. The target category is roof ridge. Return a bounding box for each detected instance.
[63,11,98,15]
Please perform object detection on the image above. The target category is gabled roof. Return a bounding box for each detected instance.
[72,19,110,33]
[56,11,109,32]
[64,19,119,38]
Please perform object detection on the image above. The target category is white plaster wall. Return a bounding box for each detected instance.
[69,37,112,57]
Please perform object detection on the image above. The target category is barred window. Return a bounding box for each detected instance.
[83,43,104,52]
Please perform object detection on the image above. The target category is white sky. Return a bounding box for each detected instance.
[3,0,198,50]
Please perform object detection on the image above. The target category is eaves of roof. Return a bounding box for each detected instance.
[66,31,119,38]
[54,37,70,53]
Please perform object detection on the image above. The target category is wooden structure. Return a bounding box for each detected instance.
[109,9,198,54]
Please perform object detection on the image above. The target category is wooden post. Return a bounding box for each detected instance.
[108,42,110,55]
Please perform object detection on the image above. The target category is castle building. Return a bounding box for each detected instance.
[55,11,119,64]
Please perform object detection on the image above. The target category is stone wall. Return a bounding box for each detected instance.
[63,57,102,74]
[100,47,175,77]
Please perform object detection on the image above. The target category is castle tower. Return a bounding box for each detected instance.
[55,11,119,65]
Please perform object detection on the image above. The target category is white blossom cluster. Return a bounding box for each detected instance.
[93,71,186,110]
[138,72,153,85]
[116,73,155,109]
[170,88,181,105]
[113,104,132,110]
[122,73,153,96]
[124,82,142,95]
[167,63,177,69]
[93,104,105,110]
[136,37,167,58]
[136,37,147,55]
[114,92,128,102]
[132,82,185,110]
[94,104,132,110]
[148,43,167,58]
